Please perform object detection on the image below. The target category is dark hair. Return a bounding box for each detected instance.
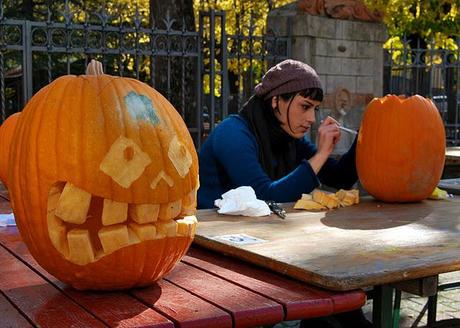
[279,88,323,102]
[268,87,323,133]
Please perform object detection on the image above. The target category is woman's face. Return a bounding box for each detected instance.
[272,93,321,139]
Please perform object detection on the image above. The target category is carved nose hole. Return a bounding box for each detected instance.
[124,146,134,161]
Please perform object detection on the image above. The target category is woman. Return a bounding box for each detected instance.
[198,59,357,209]
[198,59,371,328]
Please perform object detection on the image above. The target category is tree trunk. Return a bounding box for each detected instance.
[150,0,195,28]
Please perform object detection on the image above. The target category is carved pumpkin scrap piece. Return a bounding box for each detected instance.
[336,189,359,206]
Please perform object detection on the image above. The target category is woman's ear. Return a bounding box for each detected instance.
[271,96,278,110]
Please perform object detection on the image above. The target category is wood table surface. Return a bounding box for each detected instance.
[195,197,460,291]
[0,190,365,328]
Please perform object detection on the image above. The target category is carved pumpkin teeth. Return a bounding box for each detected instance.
[47,182,197,266]
[98,224,138,255]
[67,229,95,265]
[129,223,158,241]
[159,199,182,221]
[156,221,178,237]
[129,204,160,224]
[47,183,65,212]
[102,199,129,226]
[180,188,197,216]
[47,210,69,257]
[55,183,92,224]
[176,216,197,236]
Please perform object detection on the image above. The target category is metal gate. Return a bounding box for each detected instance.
[0,2,290,147]
[384,37,460,145]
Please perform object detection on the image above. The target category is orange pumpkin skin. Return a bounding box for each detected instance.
[8,61,199,290]
[356,95,445,202]
[0,112,20,187]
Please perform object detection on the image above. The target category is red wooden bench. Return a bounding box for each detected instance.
[0,193,366,327]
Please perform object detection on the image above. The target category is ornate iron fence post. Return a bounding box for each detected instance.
[23,20,32,103]
[0,0,5,122]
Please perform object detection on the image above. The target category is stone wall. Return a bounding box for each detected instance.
[267,2,387,154]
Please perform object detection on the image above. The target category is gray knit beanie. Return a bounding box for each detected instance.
[254,59,323,100]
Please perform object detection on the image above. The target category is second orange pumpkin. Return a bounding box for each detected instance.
[0,112,20,187]
[356,95,445,202]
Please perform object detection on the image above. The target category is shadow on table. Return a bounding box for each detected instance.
[320,200,434,230]
[431,318,460,327]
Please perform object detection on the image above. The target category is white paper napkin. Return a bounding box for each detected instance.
[214,186,271,216]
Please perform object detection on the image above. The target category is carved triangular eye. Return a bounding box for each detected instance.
[99,136,151,188]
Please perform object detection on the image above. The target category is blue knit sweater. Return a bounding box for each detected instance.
[198,115,358,209]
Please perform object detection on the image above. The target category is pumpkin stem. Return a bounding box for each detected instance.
[86,59,104,76]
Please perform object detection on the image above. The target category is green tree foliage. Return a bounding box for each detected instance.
[364,0,460,50]
[2,0,150,24]
[193,0,292,96]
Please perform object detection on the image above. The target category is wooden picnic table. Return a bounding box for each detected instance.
[195,196,460,328]
[0,190,365,328]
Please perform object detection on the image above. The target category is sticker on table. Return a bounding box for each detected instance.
[0,213,16,227]
[212,233,267,245]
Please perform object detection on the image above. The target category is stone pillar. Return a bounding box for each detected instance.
[267,0,387,154]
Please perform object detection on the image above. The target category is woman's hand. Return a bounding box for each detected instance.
[317,116,341,155]
[308,116,341,174]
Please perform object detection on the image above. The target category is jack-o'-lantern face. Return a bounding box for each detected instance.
[8,60,198,290]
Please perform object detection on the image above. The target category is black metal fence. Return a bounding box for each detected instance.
[384,37,460,145]
[0,2,290,147]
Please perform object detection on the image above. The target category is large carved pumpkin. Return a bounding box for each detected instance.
[356,94,445,202]
[8,60,198,290]
[0,112,20,187]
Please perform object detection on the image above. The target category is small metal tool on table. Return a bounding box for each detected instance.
[265,200,287,219]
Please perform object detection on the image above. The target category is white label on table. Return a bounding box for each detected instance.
[212,233,267,245]
[0,213,16,227]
